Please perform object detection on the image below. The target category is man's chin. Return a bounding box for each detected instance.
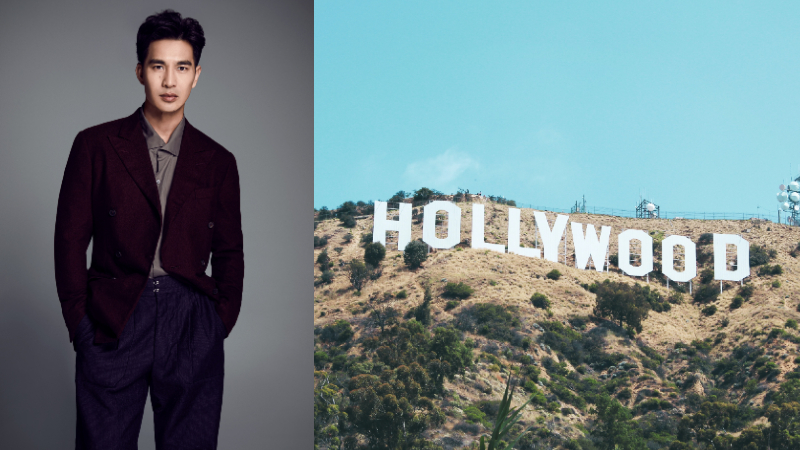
[146,100,183,115]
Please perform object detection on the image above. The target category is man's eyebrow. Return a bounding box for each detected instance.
[147,59,194,67]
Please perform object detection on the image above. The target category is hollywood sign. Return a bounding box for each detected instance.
[372,201,750,283]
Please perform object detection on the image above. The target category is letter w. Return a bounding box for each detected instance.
[571,222,610,272]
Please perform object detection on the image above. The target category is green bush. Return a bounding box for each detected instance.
[454,303,521,343]
[738,284,755,300]
[444,300,459,311]
[593,280,651,333]
[396,290,407,299]
[758,361,780,379]
[772,280,781,288]
[314,235,328,248]
[768,328,787,340]
[412,286,433,325]
[360,232,373,244]
[699,267,714,284]
[403,240,428,269]
[730,296,743,309]
[668,291,684,304]
[697,249,713,266]
[412,187,439,203]
[536,320,625,371]
[316,206,332,220]
[617,388,632,400]
[786,319,798,330]
[463,405,489,428]
[339,214,356,228]
[701,305,717,316]
[530,292,551,309]
[758,264,783,276]
[363,242,386,267]
[442,282,474,299]
[546,269,562,281]
[635,398,672,413]
[749,244,774,266]
[609,253,619,267]
[388,190,407,203]
[316,248,330,267]
[347,259,369,291]
[693,283,719,304]
[320,270,334,284]
[698,233,713,245]
[320,320,353,343]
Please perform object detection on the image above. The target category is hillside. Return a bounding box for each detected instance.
[313,198,800,450]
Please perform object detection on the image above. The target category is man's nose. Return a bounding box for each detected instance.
[162,68,176,88]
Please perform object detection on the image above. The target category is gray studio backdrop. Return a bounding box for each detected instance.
[0,0,311,448]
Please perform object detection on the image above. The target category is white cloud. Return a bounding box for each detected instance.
[402,148,479,193]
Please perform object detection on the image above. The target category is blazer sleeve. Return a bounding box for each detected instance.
[210,155,244,337]
[54,131,93,342]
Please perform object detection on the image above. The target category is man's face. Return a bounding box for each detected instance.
[136,39,201,117]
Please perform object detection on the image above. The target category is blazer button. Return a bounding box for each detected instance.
[115,251,122,258]
[212,288,219,295]
[208,222,214,228]
[200,259,206,266]
[108,209,116,216]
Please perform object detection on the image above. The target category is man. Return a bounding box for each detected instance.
[54,9,244,449]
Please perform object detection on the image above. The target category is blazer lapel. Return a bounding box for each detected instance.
[108,110,162,221]
[163,118,217,227]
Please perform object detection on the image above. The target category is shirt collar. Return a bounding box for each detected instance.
[138,105,186,156]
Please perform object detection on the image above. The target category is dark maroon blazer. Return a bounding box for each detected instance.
[55,108,244,344]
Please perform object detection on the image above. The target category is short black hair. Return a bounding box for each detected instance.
[136,9,205,67]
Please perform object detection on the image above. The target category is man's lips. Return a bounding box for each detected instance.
[160,94,178,102]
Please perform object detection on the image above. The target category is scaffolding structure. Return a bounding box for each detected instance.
[635,198,660,219]
[570,195,587,214]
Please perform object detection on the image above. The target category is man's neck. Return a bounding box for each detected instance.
[142,101,184,143]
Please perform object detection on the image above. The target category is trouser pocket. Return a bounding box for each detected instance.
[76,312,132,389]
[189,290,225,382]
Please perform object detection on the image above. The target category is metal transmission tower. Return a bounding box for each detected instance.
[570,195,587,214]
[635,197,659,219]
[777,178,800,226]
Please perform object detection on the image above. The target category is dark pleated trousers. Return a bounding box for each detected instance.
[74,275,225,450]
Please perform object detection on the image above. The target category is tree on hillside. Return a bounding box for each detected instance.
[348,259,369,291]
[339,214,356,228]
[592,280,651,334]
[427,327,473,391]
[413,285,433,326]
[403,240,428,269]
[346,369,445,450]
[364,242,386,267]
[337,200,358,218]
[591,393,647,450]
[413,187,442,204]
[369,305,399,333]
[316,248,330,267]
[388,190,407,203]
[317,206,332,220]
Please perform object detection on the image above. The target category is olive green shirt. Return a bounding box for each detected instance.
[138,105,186,278]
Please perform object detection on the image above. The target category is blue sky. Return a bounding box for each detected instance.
[315,2,800,218]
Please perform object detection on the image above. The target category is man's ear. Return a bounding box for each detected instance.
[192,65,202,89]
[135,63,144,85]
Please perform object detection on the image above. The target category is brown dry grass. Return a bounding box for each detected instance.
[313,202,800,431]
